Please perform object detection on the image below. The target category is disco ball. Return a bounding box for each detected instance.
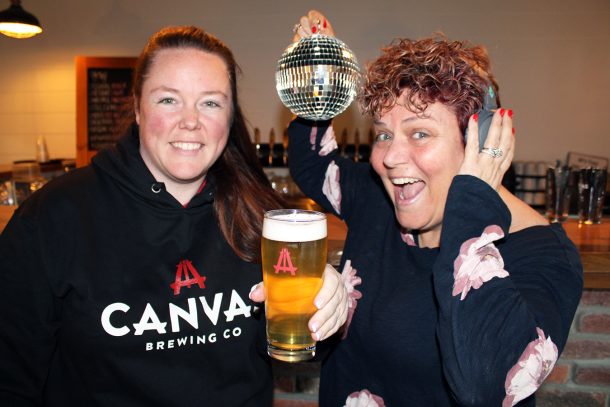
[276,34,360,121]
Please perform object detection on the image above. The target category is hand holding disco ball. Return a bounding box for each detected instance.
[275,14,360,121]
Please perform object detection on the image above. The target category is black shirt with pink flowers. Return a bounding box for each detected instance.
[288,118,583,407]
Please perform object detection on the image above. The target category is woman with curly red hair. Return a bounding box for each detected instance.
[288,10,582,407]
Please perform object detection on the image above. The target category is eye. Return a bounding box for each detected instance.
[374,132,392,143]
[198,99,225,110]
[412,131,429,140]
[204,100,221,108]
[157,97,176,105]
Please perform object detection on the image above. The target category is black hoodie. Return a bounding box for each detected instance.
[0,124,272,406]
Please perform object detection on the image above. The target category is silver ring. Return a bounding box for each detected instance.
[480,147,503,158]
[292,23,301,33]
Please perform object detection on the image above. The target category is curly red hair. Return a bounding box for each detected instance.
[359,34,498,133]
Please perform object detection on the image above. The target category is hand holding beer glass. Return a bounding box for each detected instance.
[261,209,327,362]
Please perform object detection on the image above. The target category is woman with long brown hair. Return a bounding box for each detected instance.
[0,25,348,406]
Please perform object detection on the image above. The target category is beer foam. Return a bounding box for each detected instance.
[263,211,327,242]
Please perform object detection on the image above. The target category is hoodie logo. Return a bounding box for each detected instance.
[274,248,298,276]
[170,259,206,295]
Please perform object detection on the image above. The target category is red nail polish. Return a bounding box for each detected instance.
[312,26,317,33]
[473,113,478,122]
[508,109,513,118]
[323,19,327,28]
[499,108,505,117]
[512,128,515,135]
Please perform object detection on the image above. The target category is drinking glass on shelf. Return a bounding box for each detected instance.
[0,181,16,205]
[578,167,608,225]
[545,165,575,223]
[11,161,46,205]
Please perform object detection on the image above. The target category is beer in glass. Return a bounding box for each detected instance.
[261,209,327,362]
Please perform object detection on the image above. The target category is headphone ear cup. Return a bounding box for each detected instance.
[476,109,494,150]
[464,84,498,149]
[464,109,495,151]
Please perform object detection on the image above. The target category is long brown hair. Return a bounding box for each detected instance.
[133,26,284,262]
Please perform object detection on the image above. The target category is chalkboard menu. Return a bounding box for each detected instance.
[87,68,133,150]
[76,57,137,167]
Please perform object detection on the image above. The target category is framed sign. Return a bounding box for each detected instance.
[566,152,608,169]
[76,56,137,167]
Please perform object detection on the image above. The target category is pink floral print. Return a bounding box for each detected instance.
[340,260,362,339]
[400,229,416,246]
[344,389,385,407]
[309,126,318,150]
[308,125,338,155]
[323,161,341,214]
[319,126,338,156]
[452,225,509,300]
[503,328,558,407]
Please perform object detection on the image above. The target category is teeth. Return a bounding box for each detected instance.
[171,142,202,151]
[391,177,420,185]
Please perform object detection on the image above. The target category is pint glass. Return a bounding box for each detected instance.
[261,209,327,362]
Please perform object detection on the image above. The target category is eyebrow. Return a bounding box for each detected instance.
[149,86,229,99]
[373,114,434,127]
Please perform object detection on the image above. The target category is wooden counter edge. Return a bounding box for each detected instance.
[1,207,609,289]
[328,215,610,290]
[580,252,610,289]
[0,205,16,232]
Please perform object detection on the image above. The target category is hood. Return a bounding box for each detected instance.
[91,123,215,210]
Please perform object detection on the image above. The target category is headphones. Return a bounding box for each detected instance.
[465,84,497,150]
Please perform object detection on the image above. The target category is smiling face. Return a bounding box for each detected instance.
[370,96,465,247]
[135,47,232,199]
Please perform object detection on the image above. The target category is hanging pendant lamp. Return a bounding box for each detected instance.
[0,0,42,39]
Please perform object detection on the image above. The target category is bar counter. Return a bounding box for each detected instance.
[0,206,14,232]
[326,214,610,289]
[0,205,608,288]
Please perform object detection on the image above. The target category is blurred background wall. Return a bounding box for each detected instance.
[0,0,608,164]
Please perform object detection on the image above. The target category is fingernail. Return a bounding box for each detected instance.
[508,109,513,118]
[473,113,478,122]
[323,19,327,28]
[310,323,318,333]
[248,283,258,299]
[512,128,515,135]
[315,332,321,341]
[314,299,322,309]
[499,108,505,117]
[312,26,317,33]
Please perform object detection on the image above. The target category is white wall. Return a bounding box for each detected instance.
[0,0,608,165]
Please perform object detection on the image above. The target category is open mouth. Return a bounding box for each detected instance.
[391,177,425,203]
[170,141,203,151]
